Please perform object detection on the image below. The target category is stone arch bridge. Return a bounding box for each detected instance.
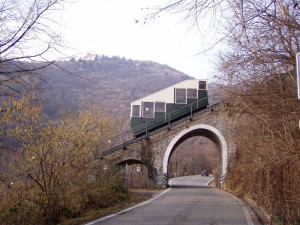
[101,102,237,188]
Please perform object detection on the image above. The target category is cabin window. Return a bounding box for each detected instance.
[187,89,197,98]
[132,105,140,117]
[199,81,207,90]
[142,102,154,118]
[155,102,165,112]
[175,88,186,104]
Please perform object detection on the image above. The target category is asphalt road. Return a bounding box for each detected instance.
[85,175,260,225]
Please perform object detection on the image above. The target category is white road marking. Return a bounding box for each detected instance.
[243,206,254,225]
[84,188,171,225]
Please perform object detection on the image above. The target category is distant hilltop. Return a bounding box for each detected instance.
[39,55,193,119]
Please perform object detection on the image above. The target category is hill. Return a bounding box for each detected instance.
[40,56,219,177]
[40,55,193,121]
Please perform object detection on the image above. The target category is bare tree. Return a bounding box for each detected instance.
[151,1,300,223]
[0,102,119,224]
[0,0,65,100]
[216,2,300,222]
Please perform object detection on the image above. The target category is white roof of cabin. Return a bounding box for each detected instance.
[131,79,205,106]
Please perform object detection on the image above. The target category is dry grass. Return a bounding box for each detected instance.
[58,188,163,225]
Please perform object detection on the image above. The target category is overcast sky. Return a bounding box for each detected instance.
[59,0,220,79]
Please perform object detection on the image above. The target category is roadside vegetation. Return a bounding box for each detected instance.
[1,0,300,225]
[0,1,142,224]
[0,95,130,224]
[152,1,300,224]
[216,2,300,224]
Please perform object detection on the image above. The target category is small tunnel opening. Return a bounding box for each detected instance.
[163,125,227,188]
[168,136,218,178]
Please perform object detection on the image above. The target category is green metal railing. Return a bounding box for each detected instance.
[100,97,223,156]
[132,96,209,136]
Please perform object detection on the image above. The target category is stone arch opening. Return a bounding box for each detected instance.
[163,124,228,188]
[168,136,217,178]
[116,159,142,166]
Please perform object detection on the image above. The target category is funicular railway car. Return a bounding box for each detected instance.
[130,79,208,137]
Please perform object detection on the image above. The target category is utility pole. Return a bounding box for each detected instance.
[296,53,300,130]
[296,53,300,100]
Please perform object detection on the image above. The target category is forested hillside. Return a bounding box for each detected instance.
[41,56,192,121]
[1,0,300,224]
[0,53,199,224]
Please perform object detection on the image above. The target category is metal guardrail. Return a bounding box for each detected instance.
[101,98,224,156]
[130,97,209,136]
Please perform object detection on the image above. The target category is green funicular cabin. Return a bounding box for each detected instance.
[130,79,208,137]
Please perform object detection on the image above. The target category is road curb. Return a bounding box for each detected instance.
[83,188,171,225]
[241,198,271,225]
[219,188,270,225]
[241,199,262,225]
